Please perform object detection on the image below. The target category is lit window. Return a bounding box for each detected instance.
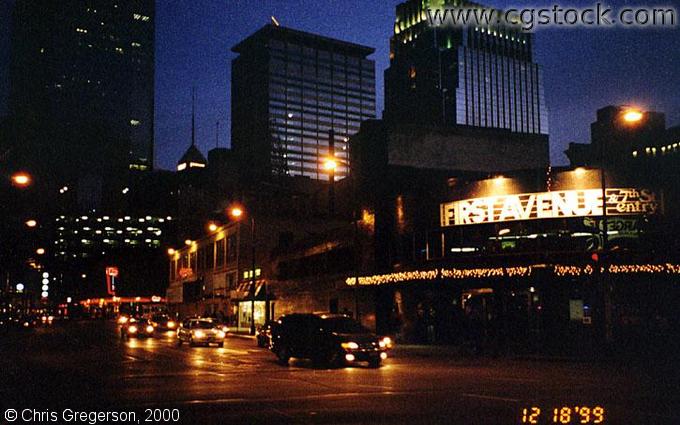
[131,42,141,47]
[76,28,88,34]
[115,47,124,54]
[130,119,140,126]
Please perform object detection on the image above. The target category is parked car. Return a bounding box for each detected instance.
[176,318,226,347]
[149,314,177,331]
[120,317,155,338]
[271,313,392,368]
[256,321,277,348]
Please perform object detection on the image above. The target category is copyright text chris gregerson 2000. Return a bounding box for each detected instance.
[4,408,181,424]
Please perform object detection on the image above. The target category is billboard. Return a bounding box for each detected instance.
[440,188,659,227]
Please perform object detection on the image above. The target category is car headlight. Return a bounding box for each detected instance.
[167,321,176,328]
[118,316,128,324]
[341,341,359,350]
[194,330,205,338]
[379,337,392,348]
[221,326,229,333]
[128,326,137,333]
[146,325,154,333]
[217,331,226,339]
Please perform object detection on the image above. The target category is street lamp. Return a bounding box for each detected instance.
[598,107,645,347]
[323,158,338,171]
[622,108,643,123]
[36,248,45,255]
[25,219,38,228]
[321,146,362,322]
[11,172,32,188]
[229,205,260,335]
[167,248,176,256]
[208,222,219,233]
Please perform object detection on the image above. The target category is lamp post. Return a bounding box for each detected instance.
[599,107,644,346]
[229,206,259,335]
[322,150,361,322]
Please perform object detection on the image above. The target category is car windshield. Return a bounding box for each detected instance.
[193,320,214,329]
[323,317,369,334]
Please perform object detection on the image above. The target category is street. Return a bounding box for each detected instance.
[1,321,678,424]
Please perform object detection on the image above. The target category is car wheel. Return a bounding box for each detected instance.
[189,337,196,347]
[368,357,382,368]
[276,346,290,365]
[326,350,343,368]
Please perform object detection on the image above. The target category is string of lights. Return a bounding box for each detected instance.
[345,264,680,286]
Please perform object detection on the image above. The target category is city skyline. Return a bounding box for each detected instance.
[1,0,679,170]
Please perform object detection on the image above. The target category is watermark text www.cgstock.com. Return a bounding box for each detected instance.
[426,4,677,31]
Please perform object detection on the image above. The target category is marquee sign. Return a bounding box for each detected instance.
[440,188,659,227]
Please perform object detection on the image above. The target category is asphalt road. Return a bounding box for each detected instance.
[1,320,678,425]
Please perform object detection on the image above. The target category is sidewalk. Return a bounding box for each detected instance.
[227,331,256,340]
[391,344,592,363]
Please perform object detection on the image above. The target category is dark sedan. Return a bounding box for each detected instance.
[271,313,392,368]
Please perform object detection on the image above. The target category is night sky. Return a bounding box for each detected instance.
[1,1,679,169]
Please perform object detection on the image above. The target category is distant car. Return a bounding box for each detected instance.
[177,318,226,347]
[120,317,155,338]
[271,313,392,368]
[18,315,38,328]
[256,321,277,348]
[149,314,177,331]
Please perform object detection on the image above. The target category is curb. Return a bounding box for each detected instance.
[227,333,256,340]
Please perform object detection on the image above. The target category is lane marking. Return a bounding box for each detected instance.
[461,393,520,402]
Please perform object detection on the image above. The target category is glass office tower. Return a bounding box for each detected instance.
[232,25,376,181]
[385,0,549,135]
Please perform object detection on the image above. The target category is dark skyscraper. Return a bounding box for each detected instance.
[231,24,376,181]
[385,0,548,135]
[7,0,155,180]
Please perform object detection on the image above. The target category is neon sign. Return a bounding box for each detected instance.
[440,188,659,227]
[106,266,119,295]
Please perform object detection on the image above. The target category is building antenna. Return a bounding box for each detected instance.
[191,87,196,147]
[215,121,220,149]
[271,16,280,26]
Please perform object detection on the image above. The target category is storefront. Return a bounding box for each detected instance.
[348,169,680,354]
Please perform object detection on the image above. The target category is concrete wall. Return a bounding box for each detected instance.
[388,126,549,172]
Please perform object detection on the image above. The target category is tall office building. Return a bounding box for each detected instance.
[232,24,376,181]
[8,0,155,176]
[385,0,548,135]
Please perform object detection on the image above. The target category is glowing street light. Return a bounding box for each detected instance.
[167,248,176,256]
[323,158,338,171]
[11,172,32,187]
[25,219,38,228]
[229,207,243,219]
[574,167,587,177]
[208,222,218,232]
[36,248,45,255]
[184,239,193,246]
[622,109,643,123]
